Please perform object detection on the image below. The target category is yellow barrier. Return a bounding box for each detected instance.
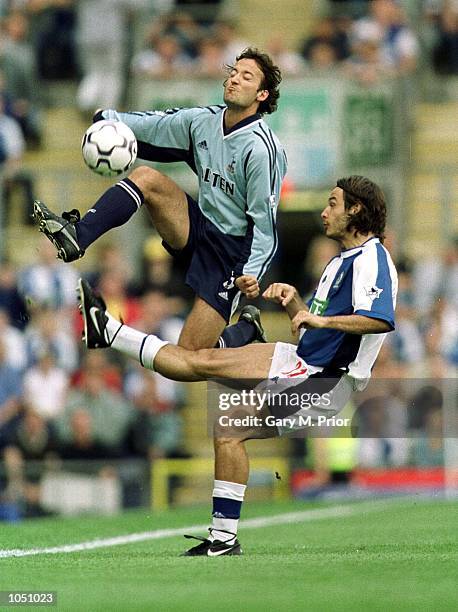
[151,457,290,512]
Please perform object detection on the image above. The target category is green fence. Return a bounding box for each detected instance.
[130,75,408,228]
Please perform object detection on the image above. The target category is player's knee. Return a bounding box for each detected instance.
[214,435,243,449]
[129,165,163,200]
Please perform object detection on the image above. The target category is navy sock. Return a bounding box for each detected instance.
[76,178,144,250]
[217,319,256,348]
[212,497,242,520]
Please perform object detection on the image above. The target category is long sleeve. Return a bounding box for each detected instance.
[233,134,287,279]
[101,107,208,169]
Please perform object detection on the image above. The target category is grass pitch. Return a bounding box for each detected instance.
[0,498,457,611]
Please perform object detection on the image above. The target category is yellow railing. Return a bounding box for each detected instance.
[151,457,290,512]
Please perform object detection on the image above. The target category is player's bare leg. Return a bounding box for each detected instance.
[78,279,277,555]
[178,297,227,350]
[153,342,274,381]
[129,166,189,249]
[213,401,277,480]
[33,164,189,262]
[130,167,265,352]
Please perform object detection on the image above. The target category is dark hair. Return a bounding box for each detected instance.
[228,47,282,115]
[336,175,387,242]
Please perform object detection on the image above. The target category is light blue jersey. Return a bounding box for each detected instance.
[101,106,287,280]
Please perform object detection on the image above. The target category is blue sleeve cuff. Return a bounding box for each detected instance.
[354,309,395,331]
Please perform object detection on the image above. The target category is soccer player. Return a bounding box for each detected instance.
[77,175,398,556]
[33,47,286,350]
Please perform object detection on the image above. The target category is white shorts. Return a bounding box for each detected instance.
[260,342,354,435]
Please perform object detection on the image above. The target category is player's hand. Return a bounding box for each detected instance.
[236,275,259,298]
[291,310,325,333]
[262,283,297,307]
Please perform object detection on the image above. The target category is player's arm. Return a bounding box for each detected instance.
[233,140,287,297]
[291,311,391,334]
[262,283,308,320]
[94,107,205,166]
[293,246,397,335]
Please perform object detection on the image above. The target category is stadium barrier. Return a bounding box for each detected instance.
[151,457,291,512]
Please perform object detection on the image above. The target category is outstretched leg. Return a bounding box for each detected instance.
[34,165,190,261]
[77,278,279,556]
[76,165,191,251]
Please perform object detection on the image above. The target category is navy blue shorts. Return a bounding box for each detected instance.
[162,195,245,322]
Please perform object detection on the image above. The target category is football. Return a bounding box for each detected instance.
[81,120,137,177]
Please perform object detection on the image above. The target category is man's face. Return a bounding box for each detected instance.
[223,58,268,111]
[321,187,350,241]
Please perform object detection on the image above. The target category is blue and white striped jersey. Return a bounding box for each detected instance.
[101,106,287,280]
[298,237,398,380]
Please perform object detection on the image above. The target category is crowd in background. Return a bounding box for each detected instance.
[0,0,456,213]
[0,1,456,177]
[0,225,456,515]
[0,233,191,516]
[0,0,457,516]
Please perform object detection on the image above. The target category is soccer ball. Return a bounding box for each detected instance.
[81,120,137,177]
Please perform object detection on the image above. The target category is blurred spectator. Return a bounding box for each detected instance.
[74,268,141,347]
[431,0,458,74]
[343,27,395,84]
[356,396,409,467]
[96,269,141,325]
[388,267,425,369]
[0,86,36,225]
[266,36,305,77]
[24,307,78,372]
[408,384,443,431]
[76,0,147,112]
[412,236,458,315]
[0,337,23,448]
[135,287,183,343]
[8,407,57,460]
[442,236,458,309]
[371,341,408,378]
[423,295,457,375]
[26,0,78,81]
[0,307,27,370]
[301,16,351,65]
[123,290,184,458]
[125,365,183,459]
[136,235,191,306]
[174,0,223,28]
[299,235,340,299]
[214,19,249,65]
[306,41,339,73]
[57,365,134,453]
[22,351,69,420]
[18,236,79,310]
[84,241,135,292]
[158,10,201,59]
[0,9,42,147]
[2,408,57,515]
[71,351,123,394]
[194,36,225,78]
[57,408,119,459]
[410,406,444,466]
[0,259,28,329]
[353,0,419,75]
[131,33,194,79]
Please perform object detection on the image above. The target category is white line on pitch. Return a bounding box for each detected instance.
[0,501,393,559]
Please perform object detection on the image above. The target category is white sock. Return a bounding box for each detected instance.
[210,479,246,543]
[105,312,168,371]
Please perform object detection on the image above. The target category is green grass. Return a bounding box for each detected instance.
[0,499,457,611]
